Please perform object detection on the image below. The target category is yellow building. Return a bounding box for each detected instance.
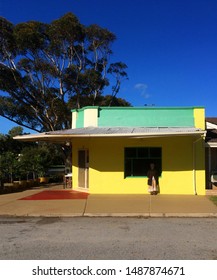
[15,106,206,195]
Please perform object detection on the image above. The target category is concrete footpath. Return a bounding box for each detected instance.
[0,185,217,217]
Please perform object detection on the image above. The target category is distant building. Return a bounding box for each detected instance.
[205,118,217,189]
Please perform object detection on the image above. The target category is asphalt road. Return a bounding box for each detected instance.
[0,217,217,260]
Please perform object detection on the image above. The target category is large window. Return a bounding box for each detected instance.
[124,147,162,177]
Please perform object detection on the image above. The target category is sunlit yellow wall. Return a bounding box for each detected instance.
[194,108,205,129]
[72,135,205,195]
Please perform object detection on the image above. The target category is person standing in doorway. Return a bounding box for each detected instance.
[147,163,159,195]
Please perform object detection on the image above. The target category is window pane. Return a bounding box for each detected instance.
[124,147,162,177]
[125,159,132,177]
[155,159,162,175]
[125,148,137,158]
[150,148,161,158]
[137,148,149,158]
[133,159,146,176]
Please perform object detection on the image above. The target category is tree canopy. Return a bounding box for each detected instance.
[0,126,65,185]
[0,13,129,133]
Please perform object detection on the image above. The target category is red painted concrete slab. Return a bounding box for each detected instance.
[19,190,89,200]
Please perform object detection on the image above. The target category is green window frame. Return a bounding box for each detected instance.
[124,147,162,178]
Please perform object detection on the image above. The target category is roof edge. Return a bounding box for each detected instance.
[71,106,205,113]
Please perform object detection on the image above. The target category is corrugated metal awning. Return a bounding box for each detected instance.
[14,126,206,142]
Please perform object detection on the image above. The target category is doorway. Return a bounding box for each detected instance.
[78,150,89,189]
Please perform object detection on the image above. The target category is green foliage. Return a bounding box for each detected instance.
[18,145,50,178]
[0,130,24,182]
[0,131,24,154]
[0,17,16,60]
[0,127,64,182]
[8,126,23,137]
[0,13,129,133]
[68,94,131,108]
[14,21,48,52]
[0,151,19,183]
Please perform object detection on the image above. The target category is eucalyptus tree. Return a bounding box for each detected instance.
[0,128,24,185]
[0,13,128,133]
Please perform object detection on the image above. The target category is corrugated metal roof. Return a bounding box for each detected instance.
[14,126,205,142]
[46,126,204,136]
[206,118,217,125]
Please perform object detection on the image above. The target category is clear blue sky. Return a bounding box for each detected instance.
[1,0,217,134]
